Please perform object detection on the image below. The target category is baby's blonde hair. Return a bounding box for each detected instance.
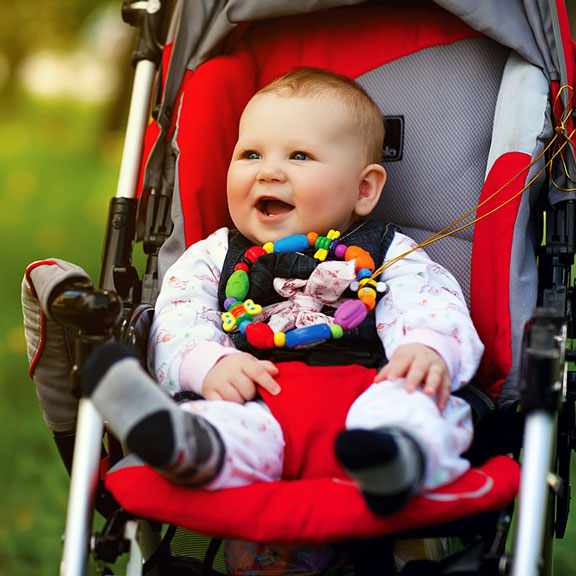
[256,67,385,165]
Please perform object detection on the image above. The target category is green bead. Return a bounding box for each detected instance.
[226,270,249,301]
[329,323,344,339]
[236,312,253,325]
[315,236,331,251]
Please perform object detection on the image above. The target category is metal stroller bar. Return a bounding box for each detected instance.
[57,2,174,575]
[511,310,565,576]
[115,60,156,201]
[50,287,122,576]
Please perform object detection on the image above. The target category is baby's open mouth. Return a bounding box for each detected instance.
[257,198,294,216]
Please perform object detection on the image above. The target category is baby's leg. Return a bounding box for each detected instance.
[83,342,283,488]
[336,379,473,514]
[182,399,285,490]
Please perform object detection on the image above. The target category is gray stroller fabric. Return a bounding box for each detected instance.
[178,0,562,80]
[22,259,93,433]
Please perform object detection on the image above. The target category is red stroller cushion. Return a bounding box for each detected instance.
[106,454,519,543]
[106,363,519,543]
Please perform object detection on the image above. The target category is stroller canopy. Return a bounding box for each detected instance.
[149,0,575,200]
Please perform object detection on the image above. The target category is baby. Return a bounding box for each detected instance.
[84,67,484,515]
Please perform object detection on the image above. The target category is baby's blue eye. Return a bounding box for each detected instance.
[244,151,261,160]
[291,151,311,161]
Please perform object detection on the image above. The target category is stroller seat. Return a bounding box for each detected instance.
[107,2,534,546]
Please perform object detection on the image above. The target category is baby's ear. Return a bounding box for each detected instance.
[355,164,387,217]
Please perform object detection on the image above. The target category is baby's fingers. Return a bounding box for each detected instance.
[246,360,281,396]
[422,367,451,411]
[375,353,411,383]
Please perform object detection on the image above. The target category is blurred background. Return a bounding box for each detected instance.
[0,2,134,574]
[1,2,576,575]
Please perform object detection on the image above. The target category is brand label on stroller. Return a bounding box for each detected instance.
[382,115,404,162]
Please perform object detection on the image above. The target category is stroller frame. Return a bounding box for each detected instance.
[27,1,576,575]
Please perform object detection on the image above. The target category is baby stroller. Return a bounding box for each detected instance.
[20,0,576,574]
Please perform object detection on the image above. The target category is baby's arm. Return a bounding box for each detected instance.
[202,353,280,402]
[375,232,484,408]
[149,229,243,396]
[150,228,282,403]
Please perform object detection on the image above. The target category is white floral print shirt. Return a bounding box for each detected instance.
[148,227,484,397]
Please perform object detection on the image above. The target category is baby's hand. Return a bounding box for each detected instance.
[202,352,280,403]
[375,344,451,411]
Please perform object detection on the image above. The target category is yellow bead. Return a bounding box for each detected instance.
[274,332,286,347]
[263,242,274,254]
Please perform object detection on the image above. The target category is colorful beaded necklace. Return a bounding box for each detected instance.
[221,230,386,349]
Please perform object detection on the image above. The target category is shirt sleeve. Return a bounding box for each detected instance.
[375,232,485,391]
[147,227,240,396]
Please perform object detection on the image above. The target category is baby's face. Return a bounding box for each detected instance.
[227,92,375,245]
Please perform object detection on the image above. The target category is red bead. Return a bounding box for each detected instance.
[245,322,275,349]
[244,246,267,264]
[234,262,250,272]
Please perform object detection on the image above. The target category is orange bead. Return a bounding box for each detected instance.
[359,291,376,310]
[307,232,319,247]
[344,246,375,272]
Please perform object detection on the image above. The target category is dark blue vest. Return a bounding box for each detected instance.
[218,219,399,367]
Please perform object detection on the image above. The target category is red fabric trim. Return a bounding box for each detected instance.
[167,5,482,247]
[550,2,575,165]
[106,455,519,543]
[29,312,46,379]
[554,2,575,95]
[24,260,59,378]
[470,153,531,396]
[24,259,58,299]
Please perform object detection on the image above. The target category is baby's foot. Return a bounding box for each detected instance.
[83,342,224,486]
[335,427,425,515]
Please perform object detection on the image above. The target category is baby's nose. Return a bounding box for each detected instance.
[257,161,286,183]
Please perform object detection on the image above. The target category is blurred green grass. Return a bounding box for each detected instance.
[1,93,576,575]
[0,93,121,576]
